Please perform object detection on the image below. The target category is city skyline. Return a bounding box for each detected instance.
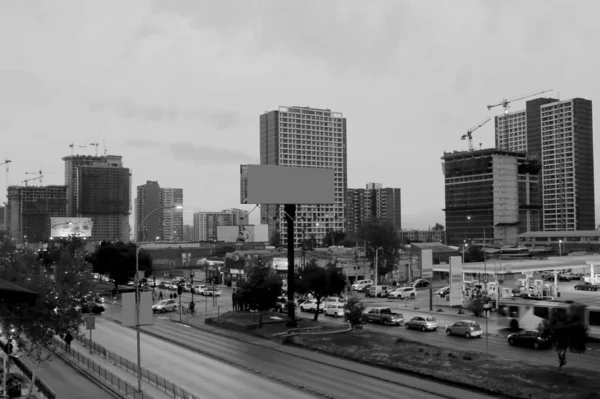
[2,1,600,230]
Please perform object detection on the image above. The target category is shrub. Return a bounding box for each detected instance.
[344,295,366,327]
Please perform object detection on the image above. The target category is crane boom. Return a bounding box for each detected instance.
[487,89,553,113]
[461,117,492,152]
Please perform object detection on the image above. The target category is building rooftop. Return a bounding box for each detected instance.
[410,242,458,253]
[441,148,526,161]
[519,231,600,238]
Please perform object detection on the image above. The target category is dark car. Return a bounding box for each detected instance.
[574,282,599,291]
[507,330,551,349]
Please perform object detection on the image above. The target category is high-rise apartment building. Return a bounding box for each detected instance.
[259,106,347,246]
[0,206,5,231]
[494,97,594,231]
[136,181,184,242]
[63,155,130,242]
[6,185,67,243]
[345,183,401,236]
[183,224,192,241]
[442,149,541,246]
[192,209,249,242]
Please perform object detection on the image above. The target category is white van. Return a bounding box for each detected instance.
[366,285,390,298]
[351,280,374,292]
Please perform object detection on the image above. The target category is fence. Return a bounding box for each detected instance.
[73,334,200,399]
[53,339,154,399]
[9,355,56,399]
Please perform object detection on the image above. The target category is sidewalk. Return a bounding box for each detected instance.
[64,341,169,399]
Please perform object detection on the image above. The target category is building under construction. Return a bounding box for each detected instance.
[442,148,541,246]
[6,185,67,243]
[63,155,131,242]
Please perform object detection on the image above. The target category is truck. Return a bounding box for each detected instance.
[362,307,404,326]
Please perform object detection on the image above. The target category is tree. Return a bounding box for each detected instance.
[85,242,153,291]
[358,221,402,281]
[344,295,366,327]
[269,231,281,247]
[238,264,283,313]
[321,231,346,247]
[432,223,444,231]
[295,260,346,321]
[539,306,588,371]
[0,240,93,398]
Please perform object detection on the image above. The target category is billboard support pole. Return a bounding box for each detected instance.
[284,204,297,327]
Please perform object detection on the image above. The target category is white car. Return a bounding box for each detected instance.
[324,304,346,317]
[299,300,322,313]
[152,299,179,313]
[193,285,207,294]
[321,297,346,308]
[202,287,222,296]
[387,287,417,299]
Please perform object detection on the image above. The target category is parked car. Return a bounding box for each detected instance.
[202,287,222,296]
[158,282,168,289]
[321,297,346,308]
[411,279,430,289]
[445,320,482,338]
[193,285,207,294]
[405,316,438,331]
[387,287,417,299]
[299,299,322,313]
[152,299,179,313]
[351,280,373,292]
[574,282,599,291]
[559,272,574,281]
[507,330,551,349]
[365,285,390,298]
[362,307,404,326]
[435,286,450,297]
[324,304,346,317]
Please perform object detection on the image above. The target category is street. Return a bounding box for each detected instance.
[95,306,496,399]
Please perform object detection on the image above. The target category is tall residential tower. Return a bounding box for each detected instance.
[260,106,347,246]
[136,181,184,242]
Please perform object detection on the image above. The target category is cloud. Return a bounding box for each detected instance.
[124,138,256,165]
[89,99,246,128]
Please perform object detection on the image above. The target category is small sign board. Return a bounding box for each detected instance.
[85,316,95,330]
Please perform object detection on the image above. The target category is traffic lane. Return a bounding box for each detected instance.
[316,313,600,370]
[138,317,495,399]
[90,319,316,399]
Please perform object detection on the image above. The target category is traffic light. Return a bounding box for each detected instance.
[190,272,194,278]
[177,284,183,296]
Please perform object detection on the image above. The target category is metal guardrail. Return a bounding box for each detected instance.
[74,334,200,399]
[9,355,56,399]
[53,339,154,399]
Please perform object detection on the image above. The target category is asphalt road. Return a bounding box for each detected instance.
[19,352,114,398]
[96,308,496,399]
[88,318,315,399]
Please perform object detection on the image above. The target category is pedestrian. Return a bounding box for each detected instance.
[169,293,173,299]
[64,332,73,352]
[232,290,237,311]
[159,291,163,300]
[174,292,178,300]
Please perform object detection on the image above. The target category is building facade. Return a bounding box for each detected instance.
[183,224,192,241]
[136,181,184,242]
[399,229,444,243]
[63,155,130,242]
[442,149,541,246]
[494,97,594,231]
[0,206,4,231]
[345,183,401,236]
[193,209,249,242]
[6,185,67,243]
[259,106,347,246]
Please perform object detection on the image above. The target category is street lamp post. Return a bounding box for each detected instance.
[374,247,383,286]
[558,240,563,256]
[135,204,182,391]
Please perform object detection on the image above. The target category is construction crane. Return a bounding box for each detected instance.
[461,117,492,152]
[69,142,92,156]
[487,89,553,114]
[0,159,11,185]
[90,142,100,156]
[23,175,44,187]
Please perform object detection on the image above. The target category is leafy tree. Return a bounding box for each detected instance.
[344,295,366,327]
[269,231,281,247]
[538,306,588,371]
[295,260,346,321]
[321,231,346,247]
[358,221,402,281]
[238,264,282,312]
[85,241,153,291]
[0,240,93,398]
[432,223,444,231]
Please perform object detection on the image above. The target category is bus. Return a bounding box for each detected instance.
[497,298,600,340]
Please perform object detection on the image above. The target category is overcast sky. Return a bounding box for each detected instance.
[1,0,599,230]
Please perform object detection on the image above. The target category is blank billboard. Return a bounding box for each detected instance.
[50,217,93,238]
[121,291,153,327]
[241,164,334,204]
